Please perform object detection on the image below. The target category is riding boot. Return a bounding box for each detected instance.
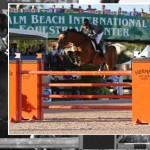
[97,43,105,59]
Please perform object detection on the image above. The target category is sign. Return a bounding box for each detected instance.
[9,12,150,42]
[132,59,150,124]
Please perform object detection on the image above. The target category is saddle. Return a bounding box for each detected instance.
[91,39,104,53]
[91,40,99,52]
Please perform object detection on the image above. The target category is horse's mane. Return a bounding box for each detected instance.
[64,28,91,40]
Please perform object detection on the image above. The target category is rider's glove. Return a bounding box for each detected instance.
[88,34,92,38]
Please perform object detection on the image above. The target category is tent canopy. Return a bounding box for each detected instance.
[136,45,150,58]
[122,45,150,68]
[9,28,48,40]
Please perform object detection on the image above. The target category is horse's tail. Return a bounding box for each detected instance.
[112,45,118,65]
[106,45,118,70]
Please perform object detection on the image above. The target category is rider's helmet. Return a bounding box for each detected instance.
[83,18,90,26]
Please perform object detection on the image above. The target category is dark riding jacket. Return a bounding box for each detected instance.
[80,24,97,39]
[80,23,103,39]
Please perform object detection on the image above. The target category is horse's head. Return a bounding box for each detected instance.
[57,29,91,66]
[57,29,70,50]
[57,28,84,49]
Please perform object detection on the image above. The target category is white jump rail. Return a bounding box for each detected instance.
[0,137,80,149]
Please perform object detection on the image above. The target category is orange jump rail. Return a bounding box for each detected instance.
[42,83,132,87]
[43,105,132,110]
[22,71,132,76]
[42,94,132,99]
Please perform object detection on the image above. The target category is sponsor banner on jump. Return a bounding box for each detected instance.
[9,12,150,41]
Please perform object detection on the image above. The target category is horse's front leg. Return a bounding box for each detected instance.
[98,63,109,82]
[74,51,81,66]
[67,51,75,63]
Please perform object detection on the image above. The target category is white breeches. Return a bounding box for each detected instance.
[96,32,103,44]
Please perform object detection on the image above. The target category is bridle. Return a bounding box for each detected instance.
[58,32,68,47]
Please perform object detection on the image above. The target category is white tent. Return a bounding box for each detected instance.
[9,28,48,40]
[135,45,150,58]
[121,45,150,69]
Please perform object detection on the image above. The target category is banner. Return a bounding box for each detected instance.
[9,12,150,42]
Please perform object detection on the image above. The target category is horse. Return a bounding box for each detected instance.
[57,29,118,71]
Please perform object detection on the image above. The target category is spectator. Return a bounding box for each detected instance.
[32,45,36,55]
[141,8,144,17]
[41,45,46,55]
[58,46,65,56]
[59,5,65,13]
[51,5,57,13]
[51,45,58,56]
[28,45,34,55]
[63,69,81,95]
[14,43,19,53]
[57,47,65,70]
[78,6,83,13]
[133,8,137,16]
[101,5,105,14]
[118,7,122,15]
[109,67,123,96]
[49,75,59,95]
[44,54,49,71]
[86,5,92,11]
[111,77,119,95]
[9,43,15,55]
[118,75,123,96]
[48,45,58,69]
[44,74,59,101]
[37,44,43,53]
[68,4,74,13]
[24,47,29,55]
[71,74,81,95]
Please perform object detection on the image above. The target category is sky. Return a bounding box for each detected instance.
[79,0,150,4]
[78,0,150,13]
[42,3,149,13]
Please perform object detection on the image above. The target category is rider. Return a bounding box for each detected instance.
[80,18,105,59]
